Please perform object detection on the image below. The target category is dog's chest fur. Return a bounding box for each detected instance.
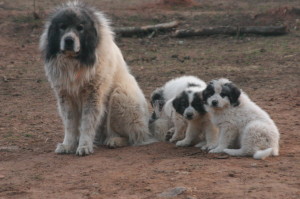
[45,55,97,95]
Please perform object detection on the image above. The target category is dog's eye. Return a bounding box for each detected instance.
[220,93,226,98]
[77,24,84,32]
[59,24,67,31]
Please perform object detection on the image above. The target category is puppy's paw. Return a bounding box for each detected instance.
[165,128,175,141]
[55,143,76,154]
[195,141,206,148]
[176,140,191,147]
[106,137,128,149]
[76,144,94,156]
[203,144,218,151]
[209,147,225,153]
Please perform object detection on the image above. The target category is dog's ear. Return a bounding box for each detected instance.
[227,83,241,107]
[79,18,99,66]
[172,97,181,114]
[192,92,207,114]
[202,83,214,104]
[46,23,60,61]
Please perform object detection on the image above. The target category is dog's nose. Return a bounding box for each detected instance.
[212,100,218,107]
[186,113,193,120]
[64,36,74,50]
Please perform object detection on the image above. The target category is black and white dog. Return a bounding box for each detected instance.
[149,76,206,142]
[171,86,219,149]
[203,78,280,159]
[149,76,218,149]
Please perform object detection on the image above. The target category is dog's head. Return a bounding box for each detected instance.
[41,2,99,66]
[203,78,241,109]
[149,88,165,123]
[172,87,206,120]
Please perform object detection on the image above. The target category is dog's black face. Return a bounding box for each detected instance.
[203,79,241,108]
[172,89,206,120]
[46,7,98,66]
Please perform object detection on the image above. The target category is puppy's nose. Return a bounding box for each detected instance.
[64,36,74,50]
[212,100,218,107]
[186,113,193,120]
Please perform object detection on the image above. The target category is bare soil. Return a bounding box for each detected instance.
[0,0,299,198]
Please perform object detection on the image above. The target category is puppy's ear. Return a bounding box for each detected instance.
[192,92,206,114]
[227,83,241,107]
[202,83,214,104]
[172,97,181,113]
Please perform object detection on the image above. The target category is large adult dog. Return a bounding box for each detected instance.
[40,2,153,155]
[203,78,280,159]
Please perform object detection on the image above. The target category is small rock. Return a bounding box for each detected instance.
[158,187,186,197]
[0,174,5,179]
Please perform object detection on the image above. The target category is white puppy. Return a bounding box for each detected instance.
[203,78,280,159]
[149,76,206,142]
[170,87,219,149]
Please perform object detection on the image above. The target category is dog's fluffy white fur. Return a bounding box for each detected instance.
[203,78,280,159]
[40,1,154,155]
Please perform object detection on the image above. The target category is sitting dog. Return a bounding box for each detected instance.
[171,86,219,149]
[203,78,280,159]
[149,76,206,142]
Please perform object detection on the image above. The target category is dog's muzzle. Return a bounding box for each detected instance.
[211,100,218,107]
[64,36,75,51]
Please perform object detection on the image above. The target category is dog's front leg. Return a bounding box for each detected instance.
[55,92,79,154]
[76,94,104,156]
[209,127,237,153]
[176,121,199,147]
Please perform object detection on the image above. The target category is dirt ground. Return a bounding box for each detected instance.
[0,0,300,198]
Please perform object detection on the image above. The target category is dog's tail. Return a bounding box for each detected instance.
[253,148,273,160]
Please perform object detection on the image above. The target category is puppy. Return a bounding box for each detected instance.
[203,78,280,159]
[40,2,154,155]
[171,87,219,149]
[149,76,206,142]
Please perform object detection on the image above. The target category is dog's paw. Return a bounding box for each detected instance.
[106,137,128,149]
[55,143,76,154]
[165,129,175,141]
[195,141,206,148]
[209,147,225,153]
[76,145,94,156]
[176,140,191,147]
[202,144,218,151]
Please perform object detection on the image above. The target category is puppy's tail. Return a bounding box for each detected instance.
[253,148,273,160]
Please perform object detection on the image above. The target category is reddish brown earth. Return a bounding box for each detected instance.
[0,0,299,198]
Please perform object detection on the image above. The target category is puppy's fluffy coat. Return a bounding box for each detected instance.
[203,78,280,159]
[40,2,153,155]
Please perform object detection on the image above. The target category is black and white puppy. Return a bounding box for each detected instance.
[171,86,219,149]
[149,76,206,142]
[203,78,280,159]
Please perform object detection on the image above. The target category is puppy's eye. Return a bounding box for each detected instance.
[59,24,67,30]
[77,24,84,32]
[220,93,226,98]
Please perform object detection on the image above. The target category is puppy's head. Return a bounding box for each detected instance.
[149,88,165,123]
[203,78,241,109]
[172,87,206,120]
[41,2,99,66]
